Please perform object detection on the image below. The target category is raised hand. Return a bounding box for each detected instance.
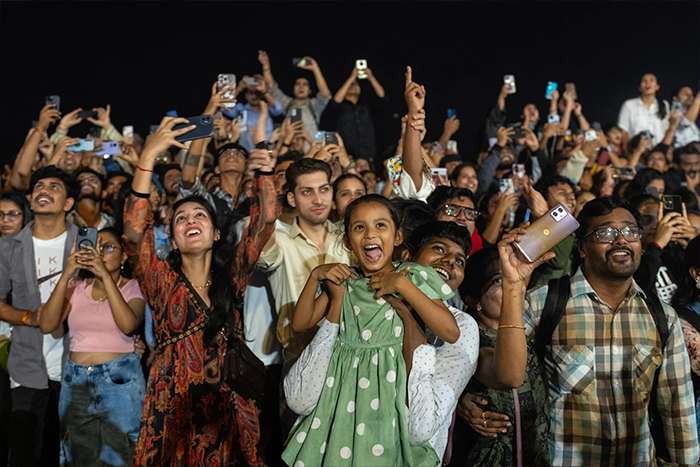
[404,66,426,113]
[142,117,194,158]
[522,128,539,152]
[369,266,409,298]
[204,82,235,115]
[258,50,271,69]
[245,148,277,177]
[36,104,61,132]
[496,126,514,147]
[87,105,112,128]
[48,137,80,166]
[498,224,555,286]
[57,108,84,133]
[298,56,318,71]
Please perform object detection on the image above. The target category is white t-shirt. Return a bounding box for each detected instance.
[11,232,68,387]
[617,97,669,143]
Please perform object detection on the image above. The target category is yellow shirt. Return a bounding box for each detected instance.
[258,218,352,360]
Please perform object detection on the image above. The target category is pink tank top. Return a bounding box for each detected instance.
[68,279,144,353]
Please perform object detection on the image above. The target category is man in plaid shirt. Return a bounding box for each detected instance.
[496,197,698,466]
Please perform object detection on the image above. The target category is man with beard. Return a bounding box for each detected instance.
[0,166,78,466]
[101,171,130,216]
[66,168,114,229]
[258,158,351,362]
[496,197,698,466]
[477,125,540,195]
[154,163,182,206]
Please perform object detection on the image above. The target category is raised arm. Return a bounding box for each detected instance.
[365,67,385,98]
[559,90,575,132]
[258,50,274,89]
[291,263,353,332]
[300,57,331,98]
[403,66,427,190]
[663,110,682,146]
[686,90,700,123]
[573,102,591,130]
[333,68,359,104]
[10,105,60,190]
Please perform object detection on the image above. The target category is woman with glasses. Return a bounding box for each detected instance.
[38,228,146,466]
[0,192,31,238]
[456,247,549,466]
[427,186,484,254]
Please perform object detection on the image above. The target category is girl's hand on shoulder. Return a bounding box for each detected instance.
[369,267,410,298]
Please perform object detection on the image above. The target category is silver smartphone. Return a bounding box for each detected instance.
[217,73,237,109]
[514,204,579,263]
[503,75,516,94]
[356,59,368,79]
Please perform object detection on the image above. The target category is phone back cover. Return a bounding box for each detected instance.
[515,205,579,262]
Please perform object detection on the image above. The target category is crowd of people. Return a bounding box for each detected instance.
[0,50,699,467]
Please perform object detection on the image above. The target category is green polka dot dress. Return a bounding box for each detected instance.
[282,263,454,467]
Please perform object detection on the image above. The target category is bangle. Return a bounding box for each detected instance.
[20,312,34,327]
[136,165,153,173]
[653,242,664,250]
[130,188,150,199]
[498,324,525,330]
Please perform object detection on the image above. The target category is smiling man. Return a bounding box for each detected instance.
[0,165,78,466]
[499,197,698,466]
[66,168,114,229]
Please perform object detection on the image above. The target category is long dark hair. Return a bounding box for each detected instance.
[673,236,700,310]
[167,195,242,344]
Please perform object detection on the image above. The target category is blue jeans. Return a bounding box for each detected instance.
[59,353,145,466]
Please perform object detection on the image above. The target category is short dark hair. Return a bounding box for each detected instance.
[534,175,576,197]
[155,163,181,187]
[214,143,248,166]
[75,167,106,189]
[426,186,476,212]
[0,191,32,228]
[449,162,476,183]
[623,168,664,201]
[333,173,367,200]
[285,158,331,193]
[439,154,462,168]
[344,194,400,237]
[674,143,700,164]
[390,198,435,240]
[406,221,471,258]
[28,165,76,200]
[575,197,640,241]
[277,150,304,165]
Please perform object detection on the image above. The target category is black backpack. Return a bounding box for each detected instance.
[533,275,671,461]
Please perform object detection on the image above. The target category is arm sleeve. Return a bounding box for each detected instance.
[101,125,123,142]
[618,100,632,133]
[477,146,503,196]
[680,320,700,377]
[0,239,10,303]
[395,170,435,202]
[271,82,292,113]
[283,319,339,415]
[407,312,479,444]
[656,311,700,465]
[486,106,506,140]
[559,149,589,184]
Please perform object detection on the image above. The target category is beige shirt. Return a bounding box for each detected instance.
[258,217,352,359]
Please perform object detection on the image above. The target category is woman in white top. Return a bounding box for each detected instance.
[618,73,669,147]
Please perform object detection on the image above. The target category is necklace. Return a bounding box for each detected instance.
[92,277,126,302]
[192,280,212,291]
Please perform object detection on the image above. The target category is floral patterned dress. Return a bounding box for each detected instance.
[124,174,277,466]
[282,262,454,467]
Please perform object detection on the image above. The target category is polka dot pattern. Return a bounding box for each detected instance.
[340,447,352,459]
[358,377,370,389]
[311,417,321,430]
[386,370,396,383]
[372,444,385,456]
[356,423,365,435]
[346,400,355,413]
[370,398,380,410]
[361,329,372,341]
[326,376,335,388]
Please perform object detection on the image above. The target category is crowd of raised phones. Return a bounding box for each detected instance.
[0,51,699,466]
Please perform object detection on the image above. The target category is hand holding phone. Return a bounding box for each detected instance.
[77,227,98,251]
[355,59,368,79]
[447,108,457,119]
[45,95,61,112]
[173,116,214,143]
[503,75,516,94]
[290,107,303,123]
[514,204,579,263]
[545,81,558,100]
[217,73,237,109]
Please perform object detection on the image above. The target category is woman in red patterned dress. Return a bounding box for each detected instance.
[124,117,278,466]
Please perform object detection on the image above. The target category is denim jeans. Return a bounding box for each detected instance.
[59,353,145,466]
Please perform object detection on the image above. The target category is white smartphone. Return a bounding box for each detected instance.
[447,140,458,153]
[356,59,368,79]
[584,129,598,142]
[217,73,237,109]
[122,125,134,139]
[503,75,516,94]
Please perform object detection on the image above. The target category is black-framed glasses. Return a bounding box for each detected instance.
[584,225,642,244]
[0,211,22,221]
[441,204,479,221]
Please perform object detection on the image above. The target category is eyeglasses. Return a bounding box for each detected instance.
[98,244,119,254]
[0,211,22,221]
[584,225,642,244]
[441,204,479,221]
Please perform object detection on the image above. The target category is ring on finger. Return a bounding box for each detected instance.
[482,419,487,427]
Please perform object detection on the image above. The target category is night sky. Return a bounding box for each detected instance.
[1,2,698,166]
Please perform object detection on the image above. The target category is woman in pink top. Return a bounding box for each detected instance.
[39,228,146,466]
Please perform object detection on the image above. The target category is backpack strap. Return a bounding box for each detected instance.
[534,275,571,363]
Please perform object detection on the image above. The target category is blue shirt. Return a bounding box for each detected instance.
[224,101,283,150]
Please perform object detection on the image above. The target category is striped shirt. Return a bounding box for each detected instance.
[524,268,698,466]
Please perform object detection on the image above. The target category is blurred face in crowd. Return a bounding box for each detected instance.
[97,230,125,274]
[274,160,295,193]
[477,267,503,324]
[30,177,74,216]
[453,165,478,193]
[60,151,82,173]
[293,78,311,100]
[163,168,182,196]
[680,151,700,178]
[647,150,668,172]
[104,175,128,201]
[580,208,642,280]
[547,182,576,213]
[646,177,665,196]
[347,80,361,99]
[575,191,595,217]
[437,196,477,235]
[413,237,466,291]
[288,170,332,226]
[522,104,539,124]
[444,161,461,177]
[607,127,623,147]
[171,201,218,255]
[217,147,247,174]
[245,89,261,106]
[676,86,694,108]
[499,146,515,168]
[334,177,366,220]
[355,159,371,173]
[0,199,24,237]
[639,73,660,98]
[362,171,377,193]
[637,200,659,248]
[77,171,103,199]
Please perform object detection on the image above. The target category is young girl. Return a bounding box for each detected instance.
[282,194,459,466]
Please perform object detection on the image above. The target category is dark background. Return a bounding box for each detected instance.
[1,2,699,166]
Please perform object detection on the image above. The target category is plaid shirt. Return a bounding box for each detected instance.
[524,268,698,467]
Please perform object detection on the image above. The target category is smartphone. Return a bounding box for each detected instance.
[68,139,95,153]
[671,100,684,113]
[503,75,516,94]
[662,195,683,213]
[45,95,60,112]
[508,122,524,139]
[76,226,98,251]
[217,73,237,109]
[548,114,561,124]
[447,108,457,119]
[430,167,448,186]
[564,82,577,100]
[514,204,579,263]
[355,59,368,79]
[447,140,458,153]
[292,57,308,67]
[324,132,338,145]
[499,178,514,194]
[173,115,214,143]
[78,109,98,119]
[430,141,443,154]
[545,81,558,100]
[242,76,258,87]
[512,164,526,178]
[122,125,134,139]
[290,107,303,123]
[612,167,635,180]
[96,140,120,159]
[584,130,598,142]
